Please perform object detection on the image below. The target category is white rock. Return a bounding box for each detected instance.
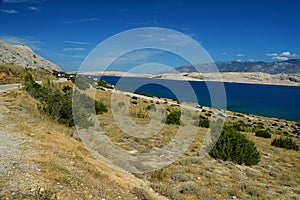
[0,40,61,72]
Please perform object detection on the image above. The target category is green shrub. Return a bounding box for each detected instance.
[209,126,260,166]
[231,121,251,132]
[95,101,108,114]
[198,116,210,128]
[131,101,138,105]
[146,104,156,111]
[255,129,272,138]
[24,73,108,128]
[98,79,114,89]
[283,131,289,136]
[165,110,181,125]
[271,137,299,151]
[62,85,72,93]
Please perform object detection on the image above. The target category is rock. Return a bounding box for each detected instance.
[9,106,23,110]
[39,187,45,194]
[0,40,60,72]
[269,171,278,178]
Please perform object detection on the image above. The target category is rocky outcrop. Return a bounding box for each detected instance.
[0,40,60,72]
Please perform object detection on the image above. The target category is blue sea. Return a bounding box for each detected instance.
[99,76,300,122]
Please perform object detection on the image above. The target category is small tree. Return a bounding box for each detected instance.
[210,126,260,166]
[165,110,181,125]
[95,100,108,114]
[198,116,210,128]
[271,137,299,151]
[255,129,272,138]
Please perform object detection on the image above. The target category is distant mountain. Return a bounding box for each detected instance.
[176,59,300,74]
[0,40,60,72]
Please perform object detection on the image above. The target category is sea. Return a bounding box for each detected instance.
[99,76,300,122]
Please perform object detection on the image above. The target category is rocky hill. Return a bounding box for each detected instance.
[176,59,300,74]
[0,40,60,72]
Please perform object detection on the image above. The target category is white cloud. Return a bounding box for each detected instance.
[62,48,86,52]
[266,53,278,57]
[248,59,254,62]
[266,51,297,61]
[140,33,194,48]
[63,18,102,24]
[236,59,242,62]
[280,51,291,57]
[28,6,41,11]
[64,40,91,45]
[0,9,18,14]
[222,52,227,55]
[237,53,245,57]
[0,35,43,50]
[271,56,289,61]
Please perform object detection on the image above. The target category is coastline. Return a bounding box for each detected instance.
[100,85,298,124]
[79,71,300,87]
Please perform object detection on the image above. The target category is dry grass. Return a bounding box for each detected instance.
[91,87,300,200]
[0,89,166,200]
[0,63,57,85]
[2,86,300,200]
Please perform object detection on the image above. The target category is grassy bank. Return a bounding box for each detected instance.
[3,75,299,199]
[0,63,57,85]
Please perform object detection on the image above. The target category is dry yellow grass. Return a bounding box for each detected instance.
[1,85,300,200]
[92,87,300,200]
[0,89,167,200]
[0,63,57,85]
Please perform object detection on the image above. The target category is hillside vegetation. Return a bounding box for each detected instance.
[1,75,300,199]
[0,81,166,200]
[92,84,300,199]
[0,63,57,85]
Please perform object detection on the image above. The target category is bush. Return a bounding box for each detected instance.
[0,63,56,85]
[255,129,272,138]
[271,137,299,151]
[198,116,210,128]
[131,101,138,105]
[209,126,260,166]
[24,73,108,128]
[165,110,181,125]
[98,79,114,89]
[95,101,108,114]
[146,104,156,111]
[231,121,251,132]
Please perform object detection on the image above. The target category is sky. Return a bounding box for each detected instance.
[0,0,299,72]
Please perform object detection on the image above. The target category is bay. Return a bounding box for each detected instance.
[99,76,300,122]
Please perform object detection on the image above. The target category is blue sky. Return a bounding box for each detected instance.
[0,0,299,71]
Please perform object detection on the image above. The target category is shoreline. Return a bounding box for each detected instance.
[79,71,300,87]
[100,86,299,123]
